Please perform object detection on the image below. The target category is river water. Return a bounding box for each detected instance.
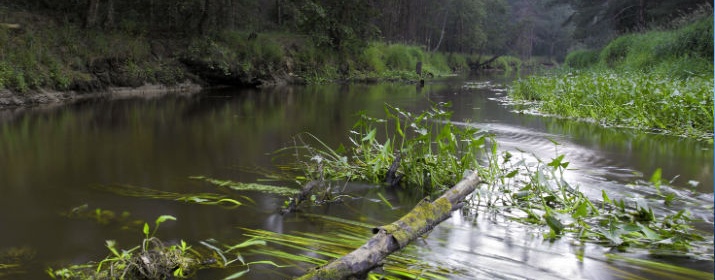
[0,75,712,279]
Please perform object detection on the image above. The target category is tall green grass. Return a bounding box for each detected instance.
[510,69,713,139]
[512,15,714,140]
[353,42,456,81]
[566,16,713,73]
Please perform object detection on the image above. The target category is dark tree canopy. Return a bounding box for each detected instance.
[5,0,710,60]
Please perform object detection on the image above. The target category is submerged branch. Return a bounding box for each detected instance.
[296,171,482,280]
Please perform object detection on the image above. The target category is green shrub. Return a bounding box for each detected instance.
[360,43,387,72]
[673,16,713,60]
[426,52,450,74]
[565,49,600,68]
[446,53,468,71]
[384,44,417,70]
[599,34,635,67]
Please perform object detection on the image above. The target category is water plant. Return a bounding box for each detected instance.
[509,69,714,140]
[474,143,713,258]
[271,105,712,260]
[98,184,252,208]
[275,102,487,196]
[244,214,455,279]
[47,216,282,279]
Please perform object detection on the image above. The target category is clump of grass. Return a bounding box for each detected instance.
[276,103,486,195]
[564,49,600,69]
[47,216,283,279]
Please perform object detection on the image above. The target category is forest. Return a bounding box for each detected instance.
[0,0,711,92]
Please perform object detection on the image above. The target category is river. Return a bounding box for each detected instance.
[0,75,712,279]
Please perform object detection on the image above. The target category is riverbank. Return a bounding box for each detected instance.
[0,82,202,108]
[0,6,527,109]
[509,14,714,141]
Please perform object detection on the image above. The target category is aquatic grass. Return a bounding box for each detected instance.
[605,254,714,280]
[509,69,714,139]
[98,184,252,208]
[276,103,487,195]
[0,247,34,278]
[243,215,456,279]
[472,143,713,258]
[48,216,282,280]
[189,176,301,196]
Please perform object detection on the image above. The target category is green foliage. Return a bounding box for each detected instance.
[599,34,636,67]
[517,16,714,140]
[493,56,522,74]
[509,69,714,139]
[99,184,251,208]
[277,103,486,195]
[476,144,712,255]
[47,216,279,279]
[446,53,468,71]
[244,215,453,279]
[671,16,714,60]
[593,16,713,72]
[564,49,600,69]
[360,43,387,73]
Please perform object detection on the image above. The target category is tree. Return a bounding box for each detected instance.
[282,0,379,52]
[551,0,712,47]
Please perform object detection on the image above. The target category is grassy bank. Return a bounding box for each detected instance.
[510,15,713,140]
[0,7,484,96]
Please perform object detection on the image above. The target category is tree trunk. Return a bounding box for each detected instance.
[296,171,482,280]
[431,0,450,52]
[85,0,101,28]
[104,0,114,29]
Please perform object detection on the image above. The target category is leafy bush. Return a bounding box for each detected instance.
[599,34,635,67]
[565,49,599,68]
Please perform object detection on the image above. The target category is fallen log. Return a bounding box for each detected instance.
[296,171,482,280]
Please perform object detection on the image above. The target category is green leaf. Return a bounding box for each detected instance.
[361,128,376,142]
[572,201,589,219]
[223,269,250,280]
[155,215,177,226]
[601,190,611,204]
[246,260,291,267]
[226,239,267,252]
[543,207,564,235]
[637,223,661,241]
[142,223,150,236]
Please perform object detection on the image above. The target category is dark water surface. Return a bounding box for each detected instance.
[0,75,712,279]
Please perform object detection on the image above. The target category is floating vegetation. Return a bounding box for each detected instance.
[244,214,456,279]
[190,176,301,196]
[99,184,252,208]
[475,145,714,259]
[0,247,35,278]
[605,254,714,280]
[274,102,487,195]
[47,216,283,280]
[509,69,714,140]
[270,105,712,261]
[62,204,144,230]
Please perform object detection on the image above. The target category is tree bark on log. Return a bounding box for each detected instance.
[296,171,482,280]
[470,54,503,70]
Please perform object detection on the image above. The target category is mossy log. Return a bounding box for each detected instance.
[296,171,482,280]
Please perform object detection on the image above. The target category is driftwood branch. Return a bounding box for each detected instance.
[470,54,503,70]
[282,180,323,215]
[296,171,482,280]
